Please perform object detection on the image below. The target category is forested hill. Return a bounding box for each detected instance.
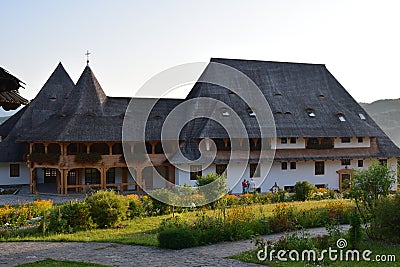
[361,99,400,148]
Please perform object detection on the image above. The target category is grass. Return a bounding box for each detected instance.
[229,239,400,266]
[16,258,110,267]
[2,199,352,246]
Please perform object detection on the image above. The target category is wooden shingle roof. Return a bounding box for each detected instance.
[0,67,28,110]
[0,63,75,162]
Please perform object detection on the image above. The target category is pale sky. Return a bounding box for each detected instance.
[1,0,399,109]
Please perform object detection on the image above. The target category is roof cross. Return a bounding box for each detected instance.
[85,50,91,66]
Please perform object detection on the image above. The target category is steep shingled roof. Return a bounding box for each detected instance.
[0,67,28,110]
[19,65,184,142]
[0,63,75,162]
[61,66,106,116]
[174,58,400,161]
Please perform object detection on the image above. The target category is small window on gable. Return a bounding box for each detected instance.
[341,137,351,143]
[359,113,366,120]
[357,137,363,143]
[290,137,296,144]
[281,162,288,170]
[358,160,364,167]
[290,162,297,169]
[306,108,316,117]
[338,113,346,122]
[281,138,288,144]
[247,108,256,117]
[341,159,351,166]
[221,108,230,117]
[152,115,162,120]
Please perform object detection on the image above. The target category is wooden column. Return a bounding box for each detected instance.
[29,143,33,154]
[44,143,48,154]
[122,167,128,192]
[108,143,113,155]
[136,167,143,192]
[101,168,106,189]
[30,168,36,193]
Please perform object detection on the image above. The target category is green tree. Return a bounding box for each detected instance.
[293,181,317,201]
[196,173,228,205]
[349,160,395,236]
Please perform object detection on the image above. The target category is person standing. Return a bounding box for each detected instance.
[249,178,256,193]
[242,179,247,194]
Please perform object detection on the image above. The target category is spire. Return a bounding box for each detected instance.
[61,65,106,116]
[85,50,91,66]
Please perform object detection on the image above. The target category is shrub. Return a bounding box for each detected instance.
[268,203,297,232]
[370,194,400,243]
[85,190,128,228]
[349,161,396,236]
[293,181,317,201]
[126,194,144,218]
[42,201,93,234]
[158,225,198,249]
[196,173,228,204]
[348,208,363,249]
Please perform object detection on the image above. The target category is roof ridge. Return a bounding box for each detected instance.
[210,57,325,66]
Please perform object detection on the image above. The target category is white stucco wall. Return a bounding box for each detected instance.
[275,138,306,149]
[173,157,398,194]
[0,163,30,185]
[334,137,370,148]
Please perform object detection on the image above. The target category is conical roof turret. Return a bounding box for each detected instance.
[61,65,106,115]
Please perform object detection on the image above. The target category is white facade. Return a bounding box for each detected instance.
[0,163,30,185]
[176,157,398,194]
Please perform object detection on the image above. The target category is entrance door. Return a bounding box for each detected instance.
[44,168,57,183]
[339,173,352,191]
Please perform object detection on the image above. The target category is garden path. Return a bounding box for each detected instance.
[0,225,349,267]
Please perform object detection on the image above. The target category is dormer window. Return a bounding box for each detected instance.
[229,92,236,97]
[274,92,283,96]
[285,111,292,115]
[338,113,346,122]
[359,113,366,120]
[49,97,57,102]
[152,115,162,120]
[221,108,230,117]
[318,94,325,99]
[306,108,316,117]
[247,108,256,117]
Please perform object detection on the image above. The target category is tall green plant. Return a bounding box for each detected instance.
[349,161,395,236]
[196,173,228,205]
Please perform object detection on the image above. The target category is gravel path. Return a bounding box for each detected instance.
[0,225,350,267]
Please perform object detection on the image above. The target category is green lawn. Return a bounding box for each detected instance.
[229,240,400,266]
[2,199,351,246]
[16,258,110,267]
